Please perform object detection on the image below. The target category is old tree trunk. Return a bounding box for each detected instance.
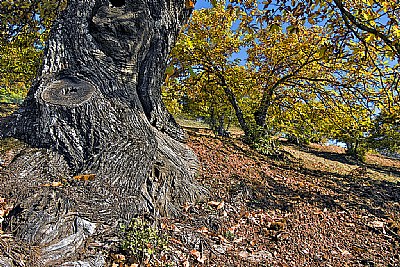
[0,0,206,265]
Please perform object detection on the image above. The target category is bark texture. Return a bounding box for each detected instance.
[0,0,206,265]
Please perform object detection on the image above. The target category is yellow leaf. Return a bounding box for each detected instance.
[51,181,62,187]
[182,259,190,267]
[190,249,206,263]
[208,200,220,206]
[190,249,200,258]
[196,226,208,233]
[217,200,225,209]
[365,33,375,43]
[74,174,96,181]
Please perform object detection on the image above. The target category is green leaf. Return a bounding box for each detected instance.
[269,24,280,32]
[165,65,174,76]
[286,25,297,34]
[188,66,197,77]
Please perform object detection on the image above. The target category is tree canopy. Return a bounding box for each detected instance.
[1,0,399,159]
[163,0,400,159]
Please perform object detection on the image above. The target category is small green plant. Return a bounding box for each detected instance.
[224,230,235,241]
[248,126,281,156]
[119,217,169,264]
[252,136,280,156]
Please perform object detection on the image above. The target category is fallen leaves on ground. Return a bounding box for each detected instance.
[159,131,400,266]
[0,197,13,225]
[1,128,399,266]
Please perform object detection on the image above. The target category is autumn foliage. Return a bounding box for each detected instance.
[163,0,400,159]
[0,0,399,159]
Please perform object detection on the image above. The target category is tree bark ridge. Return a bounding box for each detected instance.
[0,0,205,265]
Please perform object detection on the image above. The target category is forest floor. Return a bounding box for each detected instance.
[1,108,400,266]
[152,126,400,267]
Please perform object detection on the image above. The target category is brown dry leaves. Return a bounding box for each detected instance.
[73,174,96,181]
[175,133,400,266]
[0,197,13,227]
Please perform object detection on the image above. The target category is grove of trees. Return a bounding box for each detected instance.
[164,0,400,159]
[0,0,67,103]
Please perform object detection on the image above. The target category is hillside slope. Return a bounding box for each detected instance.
[161,130,400,266]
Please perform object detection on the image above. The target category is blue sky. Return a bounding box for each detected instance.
[195,0,212,9]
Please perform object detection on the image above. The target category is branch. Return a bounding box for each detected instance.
[332,0,400,57]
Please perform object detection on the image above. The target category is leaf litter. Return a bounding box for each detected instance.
[160,131,400,266]
[1,130,399,266]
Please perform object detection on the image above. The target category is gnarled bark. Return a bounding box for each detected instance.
[0,0,206,266]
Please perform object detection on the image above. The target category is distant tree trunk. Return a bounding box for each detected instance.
[345,140,366,162]
[208,107,230,137]
[0,0,206,265]
[215,73,250,138]
[254,88,273,128]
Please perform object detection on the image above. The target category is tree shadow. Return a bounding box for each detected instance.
[230,157,400,230]
[298,146,358,165]
[218,140,400,223]
[191,133,400,239]
[295,145,400,178]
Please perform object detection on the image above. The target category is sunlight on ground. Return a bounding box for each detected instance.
[283,144,400,183]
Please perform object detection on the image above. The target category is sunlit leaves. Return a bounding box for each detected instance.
[164,0,399,156]
[273,0,400,59]
[163,2,251,132]
[0,0,67,103]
